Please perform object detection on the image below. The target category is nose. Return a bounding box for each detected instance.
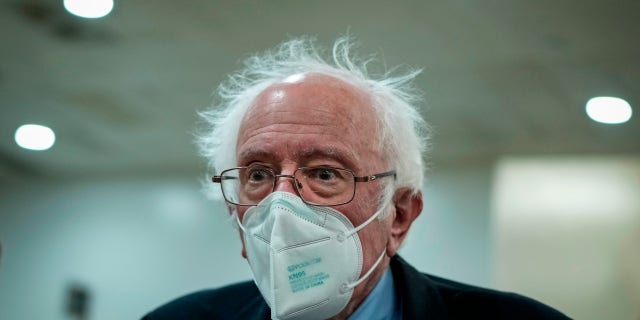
[273,174,302,195]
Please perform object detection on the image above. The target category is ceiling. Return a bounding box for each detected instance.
[1,0,638,180]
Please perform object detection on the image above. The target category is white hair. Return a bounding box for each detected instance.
[197,36,430,208]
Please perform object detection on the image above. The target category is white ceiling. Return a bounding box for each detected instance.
[1,0,638,179]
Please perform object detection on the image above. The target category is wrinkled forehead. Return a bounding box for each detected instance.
[236,73,384,166]
[240,73,378,137]
[249,73,372,117]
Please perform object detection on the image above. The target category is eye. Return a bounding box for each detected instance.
[317,168,337,180]
[245,166,273,183]
[307,167,342,182]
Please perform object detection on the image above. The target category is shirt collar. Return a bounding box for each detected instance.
[348,267,402,320]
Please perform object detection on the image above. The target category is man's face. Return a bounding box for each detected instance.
[234,73,394,309]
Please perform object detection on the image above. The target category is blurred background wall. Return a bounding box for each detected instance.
[492,156,640,320]
[0,176,248,319]
[1,1,638,319]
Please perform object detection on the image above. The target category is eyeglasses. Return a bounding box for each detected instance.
[212,166,396,206]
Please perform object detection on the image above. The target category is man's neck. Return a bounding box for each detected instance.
[328,259,391,320]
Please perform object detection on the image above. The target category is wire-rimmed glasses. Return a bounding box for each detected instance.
[212,166,396,206]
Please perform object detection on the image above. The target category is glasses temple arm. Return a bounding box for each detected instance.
[353,170,397,182]
[212,176,239,183]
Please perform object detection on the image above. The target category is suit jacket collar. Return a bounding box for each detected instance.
[390,255,450,319]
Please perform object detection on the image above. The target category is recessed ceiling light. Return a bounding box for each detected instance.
[585,96,632,124]
[14,124,56,151]
[64,0,113,19]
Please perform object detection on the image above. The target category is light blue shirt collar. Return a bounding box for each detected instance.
[348,267,402,320]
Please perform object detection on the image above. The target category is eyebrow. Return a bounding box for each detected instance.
[237,148,277,165]
[237,145,359,169]
[295,146,358,168]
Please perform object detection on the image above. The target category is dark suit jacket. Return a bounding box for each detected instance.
[143,255,570,319]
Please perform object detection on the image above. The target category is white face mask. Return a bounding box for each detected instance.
[236,191,387,320]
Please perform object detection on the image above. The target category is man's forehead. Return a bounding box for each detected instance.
[235,73,380,170]
[250,74,369,112]
[239,74,375,139]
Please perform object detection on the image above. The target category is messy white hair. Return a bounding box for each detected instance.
[197,35,430,209]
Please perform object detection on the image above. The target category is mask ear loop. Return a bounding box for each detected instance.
[338,205,386,241]
[340,248,387,293]
[234,211,247,233]
[338,205,390,293]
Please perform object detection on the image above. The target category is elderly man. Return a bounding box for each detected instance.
[144,36,568,319]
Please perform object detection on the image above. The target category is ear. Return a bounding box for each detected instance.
[386,188,423,257]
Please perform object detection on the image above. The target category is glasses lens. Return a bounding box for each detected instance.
[221,167,274,205]
[296,167,355,205]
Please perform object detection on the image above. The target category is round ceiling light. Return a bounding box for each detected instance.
[14,124,56,151]
[64,0,114,19]
[585,96,632,124]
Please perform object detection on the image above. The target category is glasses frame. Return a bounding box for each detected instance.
[212,166,396,207]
